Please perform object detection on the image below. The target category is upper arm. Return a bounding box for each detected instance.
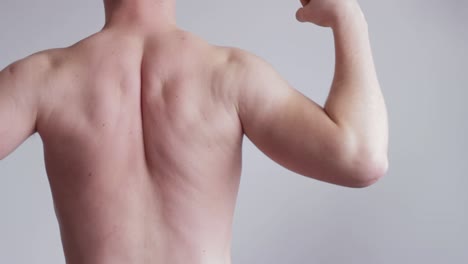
[231,50,367,187]
[0,53,51,160]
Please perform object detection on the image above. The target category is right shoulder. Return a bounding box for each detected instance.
[223,47,282,90]
[217,46,289,111]
[216,46,275,92]
[223,47,267,72]
[210,47,265,112]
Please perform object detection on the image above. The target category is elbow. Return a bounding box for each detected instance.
[347,155,389,188]
[323,154,388,188]
[349,159,388,188]
[333,137,389,188]
[334,130,389,188]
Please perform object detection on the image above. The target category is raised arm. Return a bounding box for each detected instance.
[0,53,51,160]
[233,0,388,188]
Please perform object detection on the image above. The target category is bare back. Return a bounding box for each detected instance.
[0,1,389,261]
[37,28,243,264]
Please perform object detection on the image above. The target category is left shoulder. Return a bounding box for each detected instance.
[0,48,68,159]
[1,48,69,129]
[4,48,66,88]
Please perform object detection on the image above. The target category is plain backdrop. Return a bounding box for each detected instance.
[0,0,467,263]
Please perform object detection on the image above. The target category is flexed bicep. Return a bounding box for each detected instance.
[230,49,362,187]
[229,45,388,188]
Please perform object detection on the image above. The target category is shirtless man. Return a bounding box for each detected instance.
[0,0,388,263]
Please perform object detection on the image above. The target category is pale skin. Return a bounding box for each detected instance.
[0,0,388,263]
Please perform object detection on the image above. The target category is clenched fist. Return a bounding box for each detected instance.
[295,0,363,27]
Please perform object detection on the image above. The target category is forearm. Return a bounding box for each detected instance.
[324,7,388,167]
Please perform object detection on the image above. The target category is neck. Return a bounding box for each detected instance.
[103,0,176,30]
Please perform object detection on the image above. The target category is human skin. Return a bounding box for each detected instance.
[0,0,388,263]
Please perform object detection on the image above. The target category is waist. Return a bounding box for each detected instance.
[60,223,233,264]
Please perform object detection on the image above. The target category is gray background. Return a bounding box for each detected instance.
[0,0,467,263]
